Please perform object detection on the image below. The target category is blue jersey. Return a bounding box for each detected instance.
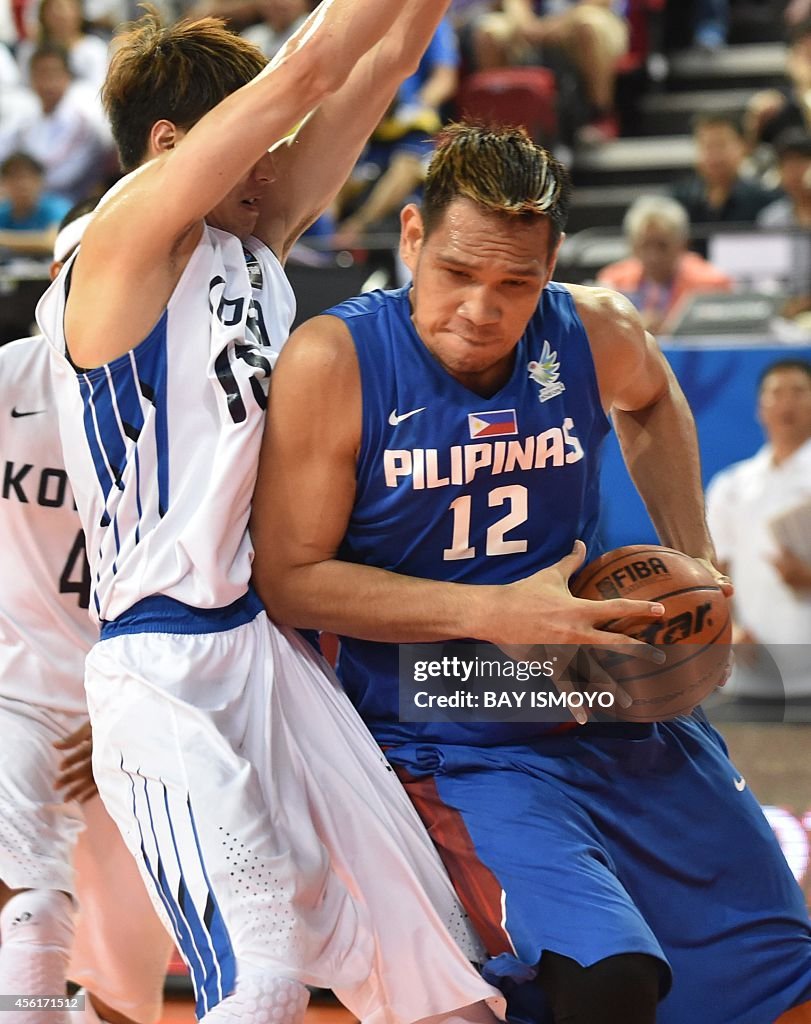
[329,282,610,745]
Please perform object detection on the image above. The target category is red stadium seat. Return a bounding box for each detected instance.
[455,67,558,147]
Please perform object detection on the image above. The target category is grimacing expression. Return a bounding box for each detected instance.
[400,197,559,390]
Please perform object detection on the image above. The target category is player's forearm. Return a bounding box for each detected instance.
[267,0,428,96]
[613,384,716,562]
[256,558,494,644]
[373,0,455,81]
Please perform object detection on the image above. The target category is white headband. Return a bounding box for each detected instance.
[53,212,94,264]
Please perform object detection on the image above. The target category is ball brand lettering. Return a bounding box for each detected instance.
[631,602,714,645]
[595,557,668,598]
[600,603,715,666]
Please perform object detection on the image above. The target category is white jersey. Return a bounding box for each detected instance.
[37,225,295,624]
[0,336,96,713]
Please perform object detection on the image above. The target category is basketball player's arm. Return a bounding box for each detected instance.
[577,285,732,595]
[254,0,454,260]
[64,0,413,368]
[250,316,668,648]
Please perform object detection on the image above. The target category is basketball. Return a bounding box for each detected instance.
[571,545,732,722]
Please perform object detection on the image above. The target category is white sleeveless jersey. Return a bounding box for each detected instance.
[0,336,96,713]
[37,225,295,623]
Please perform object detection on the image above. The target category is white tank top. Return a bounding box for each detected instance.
[0,335,96,712]
[37,224,295,624]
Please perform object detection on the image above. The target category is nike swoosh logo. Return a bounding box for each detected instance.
[734,776,746,792]
[11,408,45,418]
[388,407,426,426]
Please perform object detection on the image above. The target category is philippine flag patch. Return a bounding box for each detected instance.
[468,409,518,439]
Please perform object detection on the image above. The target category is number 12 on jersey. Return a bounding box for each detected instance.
[444,485,529,560]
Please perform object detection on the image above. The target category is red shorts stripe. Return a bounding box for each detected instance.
[394,765,514,958]
[775,1000,811,1023]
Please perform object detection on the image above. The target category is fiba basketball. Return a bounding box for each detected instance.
[571,545,732,722]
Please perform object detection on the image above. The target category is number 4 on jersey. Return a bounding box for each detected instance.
[60,530,91,609]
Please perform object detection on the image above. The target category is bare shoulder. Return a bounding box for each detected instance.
[65,160,204,367]
[558,282,665,411]
[277,314,359,380]
[273,314,361,411]
[563,282,642,333]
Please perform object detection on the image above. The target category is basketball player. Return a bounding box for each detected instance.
[251,123,811,1024]
[0,206,173,1024]
[36,6,506,1024]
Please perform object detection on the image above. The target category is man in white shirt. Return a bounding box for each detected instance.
[706,358,811,714]
[0,44,109,202]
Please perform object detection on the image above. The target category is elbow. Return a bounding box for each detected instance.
[252,563,305,628]
[288,35,356,106]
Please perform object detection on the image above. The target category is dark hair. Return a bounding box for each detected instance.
[0,151,44,177]
[691,112,744,138]
[29,41,72,73]
[103,6,267,172]
[758,359,811,390]
[421,122,571,247]
[774,127,811,161]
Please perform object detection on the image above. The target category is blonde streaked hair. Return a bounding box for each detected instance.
[422,122,571,245]
[103,5,267,172]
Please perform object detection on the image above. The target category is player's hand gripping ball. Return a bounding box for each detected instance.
[571,545,732,722]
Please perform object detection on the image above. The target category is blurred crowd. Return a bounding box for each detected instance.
[1,0,810,265]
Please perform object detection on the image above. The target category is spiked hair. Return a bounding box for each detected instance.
[421,122,571,245]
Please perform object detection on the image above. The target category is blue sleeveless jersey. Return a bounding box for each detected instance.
[329,282,610,745]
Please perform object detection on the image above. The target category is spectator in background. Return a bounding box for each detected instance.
[0,150,70,256]
[758,128,811,227]
[0,42,38,130]
[706,359,811,714]
[597,193,732,334]
[471,0,629,141]
[691,0,728,50]
[241,0,309,58]
[15,0,109,96]
[672,113,780,226]
[0,43,109,202]
[746,19,811,155]
[332,16,459,248]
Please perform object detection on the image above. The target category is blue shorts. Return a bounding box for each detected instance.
[389,712,811,1024]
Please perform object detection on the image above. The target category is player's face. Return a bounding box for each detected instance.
[207,151,275,240]
[400,198,560,394]
[758,367,811,448]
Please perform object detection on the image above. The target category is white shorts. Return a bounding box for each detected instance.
[86,612,503,1024]
[0,697,172,1024]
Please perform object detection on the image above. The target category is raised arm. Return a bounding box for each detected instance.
[249,316,669,647]
[255,2,455,260]
[65,0,411,367]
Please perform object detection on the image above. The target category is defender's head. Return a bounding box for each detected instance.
[103,6,267,172]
